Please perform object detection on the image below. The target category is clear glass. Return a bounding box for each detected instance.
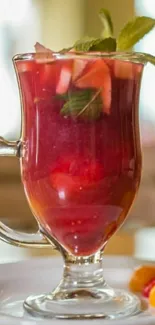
[1,51,145,320]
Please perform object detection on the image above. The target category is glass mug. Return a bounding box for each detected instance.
[0,52,145,320]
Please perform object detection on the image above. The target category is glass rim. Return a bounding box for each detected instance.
[13,51,146,64]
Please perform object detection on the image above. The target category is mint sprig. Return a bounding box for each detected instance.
[99,8,113,38]
[117,16,155,51]
[56,9,155,65]
[53,8,155,121]
[60,89,102,121]
[89,38,116,52]
[74,36,96,52]
[73,15,155,54]
[71,6,155,55]
[74,37,116,52]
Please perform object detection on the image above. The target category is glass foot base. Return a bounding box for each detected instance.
[24,288,141,320]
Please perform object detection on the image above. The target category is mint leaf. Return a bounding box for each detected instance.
[60,89,102,121]
[55,93,69,101]
[117,16,155,51]
[74,37,116,52]
[143,53,155,65]
[59,47,73,53]
[90,37,116,52]
[74,37,96,52]
[99,8,113,38]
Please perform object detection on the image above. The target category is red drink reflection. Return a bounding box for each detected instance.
[16,56,143,256]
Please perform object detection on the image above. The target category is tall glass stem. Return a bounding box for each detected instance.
[52,251,113,298]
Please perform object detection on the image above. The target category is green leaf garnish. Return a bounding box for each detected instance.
[74,36,97,52]
[73,14,155,55]
[99,8,113,38]
[55,93,69,101]
[60,89,102,121]
[74,37,116,52]
[117,16,155,51]
[59,47,73,53]
[142,53,155,66]
[89,37,116,52]
[53,9,155,122]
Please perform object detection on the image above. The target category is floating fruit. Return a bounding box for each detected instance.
[16,60,36,73]
[34,42,54,63]
[56,61,73,94]
[114,60,134,79]
[114,60,143,80]
[51,172,80,198]
[39,62,60,90]
[72,59,88,81]
[34,42,52,53]
[50,156,104,197]
[75,59,111,114]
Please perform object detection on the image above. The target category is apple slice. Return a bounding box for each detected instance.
[35,42,52,53]
[114,60,134,79]
[39,62,60,91]
[34,42,54,63]
[75,60,111,114]
[56,62,73,94]
[56,58,88,94]
[114,60,143,84]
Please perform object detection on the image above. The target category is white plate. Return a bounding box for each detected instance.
[0,255,154,325]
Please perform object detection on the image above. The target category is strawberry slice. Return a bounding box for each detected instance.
[50,156,104,197]
[72,59,88,81]
[75,60,111,114]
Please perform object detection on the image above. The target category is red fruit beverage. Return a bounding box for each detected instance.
[15,54,143,256]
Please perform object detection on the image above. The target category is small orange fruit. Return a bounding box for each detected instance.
[149,286,155,307]
[129,265,155,293]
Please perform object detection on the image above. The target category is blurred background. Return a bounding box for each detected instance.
[0,0,155,262]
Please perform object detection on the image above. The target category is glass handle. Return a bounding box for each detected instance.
[0,136,56,249]
[0,136,20,157]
